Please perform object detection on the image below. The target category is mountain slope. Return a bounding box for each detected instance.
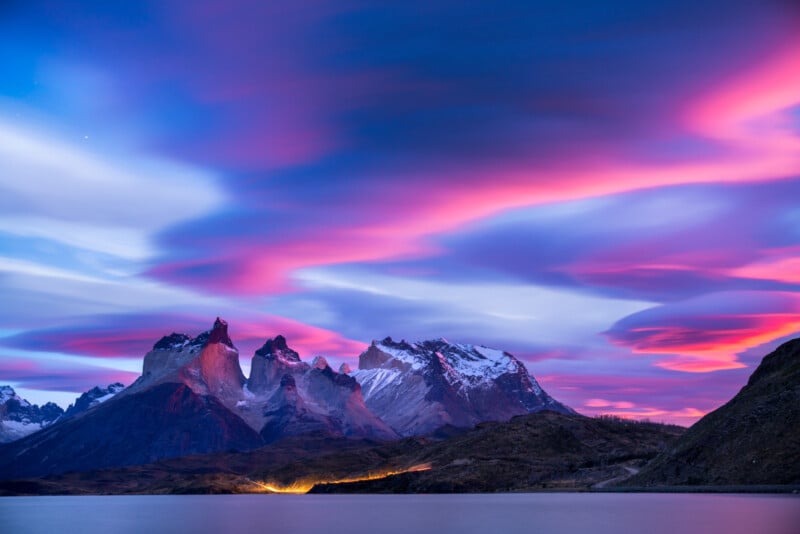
[351,338,572,435]
[0,318,262,479]
[0,412,684,494]
[0,382,263,480]
[628,337,800,486]
[312,412,684,493]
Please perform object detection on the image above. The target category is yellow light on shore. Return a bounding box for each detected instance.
[250,463,432,494]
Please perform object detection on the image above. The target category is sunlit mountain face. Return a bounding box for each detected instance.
[1,0,799,425]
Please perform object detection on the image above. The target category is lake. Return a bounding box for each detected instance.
[1,493,798,534]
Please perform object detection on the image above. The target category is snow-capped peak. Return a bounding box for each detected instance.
[255,335,302,364]
[353,336,573,436]
[63,382,127,419]
[369,337,519,380]
[87,382,126,404]
[0,385,31,408]
[1,385,20,405]
[153,333,191,350]
[0,386,65,443]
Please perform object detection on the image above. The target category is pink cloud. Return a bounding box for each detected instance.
[585,405,708,424]
[584,398,636,409]
[730,246,800,284]
[222,315,368,360]
[152,38,800,297]
[539,371,750,426]
[686,38,800,143]
[606,291,800,373]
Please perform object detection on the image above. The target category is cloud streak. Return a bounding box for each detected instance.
[606,292,800,372]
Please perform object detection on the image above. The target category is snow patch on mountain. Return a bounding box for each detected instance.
[350,337,572,436]
[63,383,126,419]
[0,385,64,443]
[0,385,28,406]
[352,367,402,398]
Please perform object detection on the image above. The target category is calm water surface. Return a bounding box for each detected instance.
[1,493,798,534]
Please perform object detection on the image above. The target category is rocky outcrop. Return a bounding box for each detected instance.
[0,382,263,479]
[137,317,245,399]
[248,335,306,393]
[247,337,397,442]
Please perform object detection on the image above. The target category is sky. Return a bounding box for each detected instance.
[1,0,799,425]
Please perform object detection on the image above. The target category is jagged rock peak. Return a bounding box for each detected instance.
[311,356,329,370]
[152,318,234,351]
[247,335,306,394]
[139,318,243,394]
[339,363,352,374]
[208,317,233,346]
[271,334,288,351]
[255,335,301,362]
[0,386,65,443]
[0,385,24,405]
[189,317,235,349]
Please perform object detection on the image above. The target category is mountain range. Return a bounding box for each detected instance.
[1,319,796,492]
[0,382,125,443]
[0,317,570,479]
[0,386,63,444]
